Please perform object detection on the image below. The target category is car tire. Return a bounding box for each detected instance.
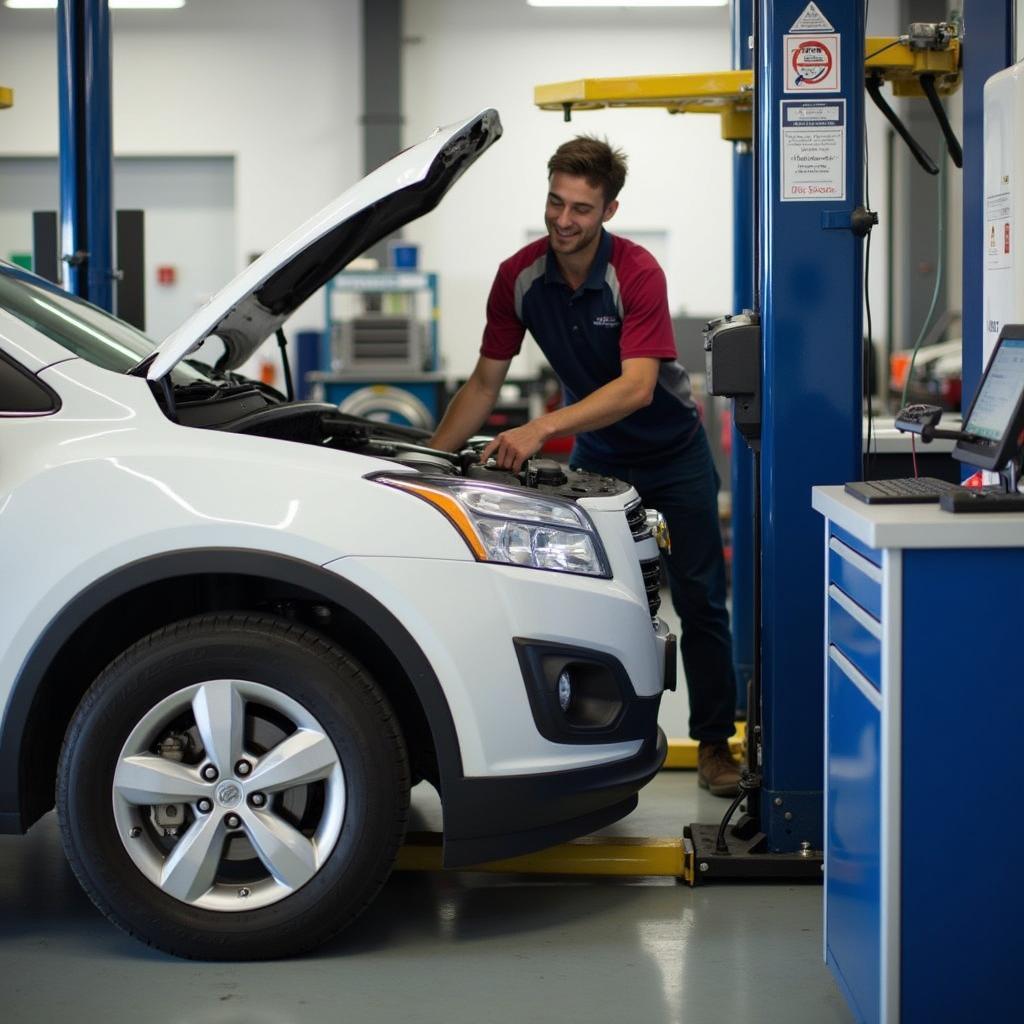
[57,612,410,960]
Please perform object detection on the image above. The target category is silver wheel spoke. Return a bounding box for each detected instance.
[244,809,319,891]
[114,678,346,911]
[114,755,209,806]
[159,813,225,903]
[246,728,338,793]
[191,681,245,773]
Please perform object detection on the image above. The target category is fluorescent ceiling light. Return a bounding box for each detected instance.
[527,1,727,7]
[6,1,186,9]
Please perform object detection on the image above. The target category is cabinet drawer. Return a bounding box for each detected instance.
[827,648,882,1024]
[829,537,882,620]
[831,524,881,568]
[828,584,882,689]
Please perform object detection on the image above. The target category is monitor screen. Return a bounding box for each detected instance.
[953,325,1024,472]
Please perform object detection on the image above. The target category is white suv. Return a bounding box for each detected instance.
[0,109,673,959]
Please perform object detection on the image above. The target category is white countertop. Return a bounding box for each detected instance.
[812,485,1024,550]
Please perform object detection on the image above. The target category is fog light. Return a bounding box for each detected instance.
[557,669,572,712]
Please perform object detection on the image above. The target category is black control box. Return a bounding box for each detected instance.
[703,311,761,444]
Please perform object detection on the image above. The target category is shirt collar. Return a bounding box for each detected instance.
[544,229,613,290]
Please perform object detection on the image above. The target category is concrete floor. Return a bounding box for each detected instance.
[0,772,852,1024]
[0,590,853,1023]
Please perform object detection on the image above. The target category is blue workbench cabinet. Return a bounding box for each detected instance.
[813,486,1022,1023]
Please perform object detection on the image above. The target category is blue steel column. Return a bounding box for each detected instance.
[729,0,754,718]
[960,4,1013,408]
[757,0,863,850]
[56,0,115,311]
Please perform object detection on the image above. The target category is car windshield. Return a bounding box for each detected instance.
[0,262,210,384]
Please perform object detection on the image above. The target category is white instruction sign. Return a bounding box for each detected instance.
[785,33,841,92]
[985,191,1014,270]
[789,2,834,33]
[780,100,846,201]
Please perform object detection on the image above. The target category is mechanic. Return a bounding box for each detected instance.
[429,135,739,797]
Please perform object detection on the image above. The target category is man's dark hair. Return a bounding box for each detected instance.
[547,135,628,205]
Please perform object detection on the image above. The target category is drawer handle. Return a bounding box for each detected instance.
[829,537,883,583]
[828,584,882,639]
[829,646,882,708]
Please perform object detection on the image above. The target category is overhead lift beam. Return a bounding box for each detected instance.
[533,36,961,142]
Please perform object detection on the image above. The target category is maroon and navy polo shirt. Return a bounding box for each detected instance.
[481,229,695,466]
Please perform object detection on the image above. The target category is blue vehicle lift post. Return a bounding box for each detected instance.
[56,0,115,311]
[755,0,865,850]
[729,0,754,719]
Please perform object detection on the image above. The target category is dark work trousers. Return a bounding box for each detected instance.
[572,422,737,742]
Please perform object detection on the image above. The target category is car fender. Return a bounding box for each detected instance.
[0,549,463,833]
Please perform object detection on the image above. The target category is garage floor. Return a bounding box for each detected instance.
[0,593,853,1024]
[0,777,853,1024]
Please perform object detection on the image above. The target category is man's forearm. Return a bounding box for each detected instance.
[429,378,500,451]
[479,370,656,473]
[533,373,652,439]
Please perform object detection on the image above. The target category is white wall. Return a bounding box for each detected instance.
[0,155,236,340]
[0,1,913,384]
[0,0,362,337]
[402,0,733,378]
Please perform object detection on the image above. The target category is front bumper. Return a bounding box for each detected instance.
[440,726,668,867]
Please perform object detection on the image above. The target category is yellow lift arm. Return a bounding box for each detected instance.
[0,88,13,110]
[534,35,961,142]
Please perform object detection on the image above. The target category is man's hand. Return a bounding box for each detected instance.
[480,420,550,473]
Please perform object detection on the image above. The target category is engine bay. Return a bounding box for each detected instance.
[167,376,630,500]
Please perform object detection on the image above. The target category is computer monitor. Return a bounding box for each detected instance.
[953,324,1024,472]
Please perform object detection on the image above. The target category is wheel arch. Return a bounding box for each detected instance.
[0,549,463,834]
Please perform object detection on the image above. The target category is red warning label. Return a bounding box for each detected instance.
[785,33,840,93]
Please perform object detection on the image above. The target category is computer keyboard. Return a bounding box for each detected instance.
[844,477,963,504]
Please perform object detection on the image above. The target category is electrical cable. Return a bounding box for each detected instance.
[866,74,939,176]
[900,149,947,410]
[911,434,919,477]
[715,784,747,854]
[865,228,875,477]
[863,15,875,479]
[714,446,763,853]
[919,73,963,168]
[713,448,762,855]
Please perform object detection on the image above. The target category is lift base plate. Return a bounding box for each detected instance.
[684,823,823,885]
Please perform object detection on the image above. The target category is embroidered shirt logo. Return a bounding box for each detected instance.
[593,315,620,329]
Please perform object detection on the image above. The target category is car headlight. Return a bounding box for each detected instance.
[375,475,611,577]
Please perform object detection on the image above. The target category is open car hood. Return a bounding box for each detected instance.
[144,108,502,382]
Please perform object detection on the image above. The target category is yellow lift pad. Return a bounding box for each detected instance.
[534,37,961,141]
[397,831,691,880]
[394,725,746,882]
[534,69,753,141]
[0,88,13,110]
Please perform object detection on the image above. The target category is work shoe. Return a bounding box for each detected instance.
[697,741,741,797]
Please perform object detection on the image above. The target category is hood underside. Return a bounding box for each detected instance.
[145,108,502,382]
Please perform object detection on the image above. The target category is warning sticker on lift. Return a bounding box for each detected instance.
[985,191,1013,271]
[784,34,840,92]
[789,2,834,33]
[780,100,845,202]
